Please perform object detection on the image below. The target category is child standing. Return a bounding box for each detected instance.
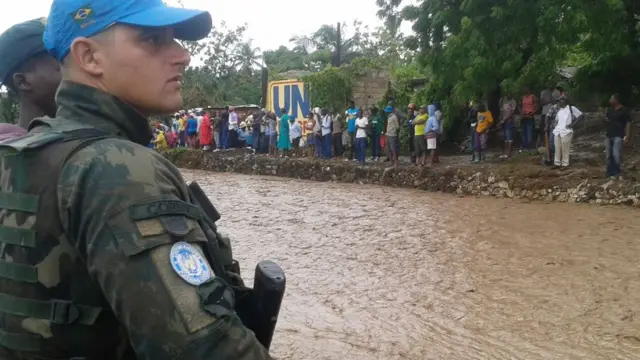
[474,103,493,162]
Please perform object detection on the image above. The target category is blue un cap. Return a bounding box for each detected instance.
[44,0,212,61]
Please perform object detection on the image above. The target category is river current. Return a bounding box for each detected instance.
[182,170,640,360]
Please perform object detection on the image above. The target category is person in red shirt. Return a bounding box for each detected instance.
[520,87,537,151]
[199,110,213,150]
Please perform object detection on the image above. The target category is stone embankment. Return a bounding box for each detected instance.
[164,148,640,207]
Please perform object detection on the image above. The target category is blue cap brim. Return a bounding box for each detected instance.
[118,6,212,41]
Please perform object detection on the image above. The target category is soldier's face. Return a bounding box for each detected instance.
[96,25,190,115]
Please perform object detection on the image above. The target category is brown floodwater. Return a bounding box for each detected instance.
[182,169,640,360]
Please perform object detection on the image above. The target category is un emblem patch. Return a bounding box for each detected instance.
[170,242,212,286]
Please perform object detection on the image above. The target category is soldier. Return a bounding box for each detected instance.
[0,18,60,130]
[0,0,273,359]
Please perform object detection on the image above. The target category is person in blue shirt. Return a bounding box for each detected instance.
[425,104,440,165]
[186,112,198,148]
[277,108,292,157]
[346,100,358,161]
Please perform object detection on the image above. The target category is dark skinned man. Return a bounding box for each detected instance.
[0,18,61,131]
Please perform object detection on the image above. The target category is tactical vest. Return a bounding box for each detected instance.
[0,128,134,360]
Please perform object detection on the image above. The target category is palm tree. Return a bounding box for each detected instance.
[289,35,315,55]
[234,40,262,76]
[310,22,364,66]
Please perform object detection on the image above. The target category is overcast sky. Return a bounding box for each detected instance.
[0,0,417,52]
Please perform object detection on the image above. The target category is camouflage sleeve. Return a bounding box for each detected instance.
[57,139,273,360]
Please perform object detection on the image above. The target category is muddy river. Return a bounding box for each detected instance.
[182,170,640,360]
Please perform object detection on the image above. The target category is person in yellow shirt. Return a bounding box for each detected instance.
[178,114,187,147]
[153,128,168,150]
[474,103,494,162]
[412,105,429,165]
[303,112,316,157]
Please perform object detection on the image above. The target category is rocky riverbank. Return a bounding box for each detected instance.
[163,148,640,207]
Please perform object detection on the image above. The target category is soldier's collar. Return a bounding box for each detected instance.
[54,81,153,146]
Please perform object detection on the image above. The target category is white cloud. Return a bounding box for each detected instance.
[0,0,418,52]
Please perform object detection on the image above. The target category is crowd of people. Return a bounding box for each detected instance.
[152,100,445,168]
[150,86,633,178]
[474,85,632,177]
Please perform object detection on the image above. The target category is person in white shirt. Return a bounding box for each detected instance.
[313,107,322,157]
[552,96,583,167]
[196,111,203,130]
[289,117,303,157]
[227,106,239,148]
[321,109,332,158]
[355,109,369,164]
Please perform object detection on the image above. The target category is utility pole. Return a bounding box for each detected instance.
[334,22,342,67]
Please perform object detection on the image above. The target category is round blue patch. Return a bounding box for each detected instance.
[170,242,212,285]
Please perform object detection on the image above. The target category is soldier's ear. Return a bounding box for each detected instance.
[68,37,105,77]
[11,72,31,93]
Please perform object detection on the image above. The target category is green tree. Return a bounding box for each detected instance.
[234,40,262,76]
[570,0,640,105]
[180,22,261,108]
[0,91,18,124]
[402,0,638,135]
[263,46,308,74]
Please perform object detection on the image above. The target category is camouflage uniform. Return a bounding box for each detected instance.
[0,81,273,359]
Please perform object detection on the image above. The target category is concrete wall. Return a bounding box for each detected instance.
[351,70,390,109]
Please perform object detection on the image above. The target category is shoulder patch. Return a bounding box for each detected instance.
[130,199,202,221]
[0,132,65,153]
[170,242,212,286]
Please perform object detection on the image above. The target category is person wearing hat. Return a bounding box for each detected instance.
[0,18,61,130]
[0,0,273,359]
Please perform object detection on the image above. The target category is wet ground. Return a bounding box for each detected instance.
[183,170,640,360]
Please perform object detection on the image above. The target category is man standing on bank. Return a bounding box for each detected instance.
[0,0,273,359]
[0,18,61,133]
[605,93,632,178]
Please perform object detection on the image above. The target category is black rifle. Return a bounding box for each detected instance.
[250,260,286,349]
[188,182,286,350]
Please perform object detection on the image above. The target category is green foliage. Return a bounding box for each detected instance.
[302,67,354,112]
[570,0,640,105]
[180,22,261,108]
[263,46,307,74]
[401,0,640,139]
[301,56,398,113]
[389,63,422,109]
[0,92,18,124]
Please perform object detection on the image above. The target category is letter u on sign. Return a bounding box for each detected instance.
[268,80,310,119]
